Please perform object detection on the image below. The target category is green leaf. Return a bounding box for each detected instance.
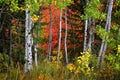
[114,63,120,70]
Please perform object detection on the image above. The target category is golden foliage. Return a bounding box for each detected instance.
[38,74,49,80]
[20,7,25,11]
[31,15,39,22]
[66,63,76,72]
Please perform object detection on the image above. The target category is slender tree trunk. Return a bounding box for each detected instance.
[25,8,33,72]
[87,18,92,50]
[83,0,89,52]
[33,20,38,66]
[97,40,105,66]
[98,0,113,67]
[8,22,12,79]
[34,6,43,67]
[48,4,52,61]
[57,8,62,61]
[101,0,113,65]
[88,18,95,52]
[83,19,88,52]
[91,19,95,52]
[84,0,96,53]
[34,42,38,67]
[64,8,68,64]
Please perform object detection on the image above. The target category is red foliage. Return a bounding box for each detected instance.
[39,4,84,53]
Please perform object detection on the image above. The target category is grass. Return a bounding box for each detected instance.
[0,52,120,80]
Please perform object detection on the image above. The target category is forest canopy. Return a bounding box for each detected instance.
[0,0,120,80]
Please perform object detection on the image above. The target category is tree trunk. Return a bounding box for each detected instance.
[25,8,33,72]
[98,0,113,67]
[83,19,88,52]
[83,0,89,52]
[57,8,62,61]
[91,19,95,52]
[101,0,113,66]
[33,5,43,67]
[64,8,68,64]
[88,18,95,52]
[48,4,53,61]
[8,21,12,78]
[87,18,92,50]
[34,42,38,67]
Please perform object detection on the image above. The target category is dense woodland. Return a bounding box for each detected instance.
[0,0,120,80]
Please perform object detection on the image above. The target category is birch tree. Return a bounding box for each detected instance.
[57,0,72,61]
[87,18,95,52]
[83,19,88,52]
[97,0,113,67]
[24,0,44,71]
[57,8,62,61]
[83,0,89,52]
[64,7,68,64]
[48,4,53,61]
[82,0,101,53]
[34,42,38,67]
[25,8,34,72]
[34,5,43,67]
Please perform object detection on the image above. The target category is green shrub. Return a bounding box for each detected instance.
[0,53,13,72]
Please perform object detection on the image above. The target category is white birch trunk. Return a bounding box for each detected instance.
[83,0,89,52]
[101,0,113,65]
[34,43,38,67]
[97,41,104,66]
[25,8,33,72]
[98,0,113,67]
[48,4,52,61]
[91,19,95,50]
[34,6,43,66]
[88,18,95,52]
[83,19,88,52]
[64,8,68,64]
[88,18,92,50]
[57,8,62,61]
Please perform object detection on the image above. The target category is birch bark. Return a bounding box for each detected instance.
[83,19,88,52]
[57,8,62,61]
[83,0,89,52]
[48,4,52,61]
[34,5,43,66]
[64,8,68,64]
[25,8,33,72]
[97,0,113,67]
[34,42,38,67]
[101,0,113,65]
[88,18,95,52]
